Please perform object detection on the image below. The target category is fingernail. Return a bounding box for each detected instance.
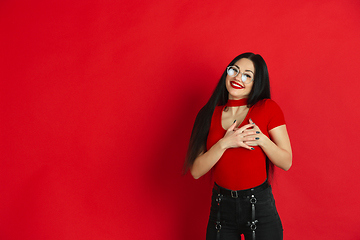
[256,131,260,134]
[251,148,255,150]
[233,120,236,123]
[255,137,259,140]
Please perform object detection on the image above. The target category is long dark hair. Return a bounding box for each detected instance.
[183,52,273,176]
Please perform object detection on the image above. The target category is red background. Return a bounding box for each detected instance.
[1,0,360,239]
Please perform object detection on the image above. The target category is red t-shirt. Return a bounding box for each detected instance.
[206,99,286,190]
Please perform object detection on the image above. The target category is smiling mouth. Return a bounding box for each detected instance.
[230,81,244,89]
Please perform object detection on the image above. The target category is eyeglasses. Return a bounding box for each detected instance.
[227,66,254,84]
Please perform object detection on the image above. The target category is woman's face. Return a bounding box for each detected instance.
[225,58,255,100]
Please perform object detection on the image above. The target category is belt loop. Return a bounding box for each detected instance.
[231,190,238,198]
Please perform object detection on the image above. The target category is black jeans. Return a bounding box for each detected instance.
[206,182,283,240]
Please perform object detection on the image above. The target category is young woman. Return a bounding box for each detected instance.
[184,53,292,240]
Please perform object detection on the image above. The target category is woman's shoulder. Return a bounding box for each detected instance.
[252,99,284,117]
[254,98,281,109]
[213,105,225,115]
[215,105,225,110]
[252,99,286,127]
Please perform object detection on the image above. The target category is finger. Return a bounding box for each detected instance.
[244,141,257,147]
[227,120,237,132]
[235,123,255,133]
[240,142,255,150]
[243,135,260,141]
[242,129,261,136]
[245,122,260,132]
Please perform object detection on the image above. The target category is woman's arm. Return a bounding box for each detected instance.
[191,122,257,179]
[245,120,292,171]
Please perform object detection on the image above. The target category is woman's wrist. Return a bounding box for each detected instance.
[217,138,229,151]
[256,134,269,148]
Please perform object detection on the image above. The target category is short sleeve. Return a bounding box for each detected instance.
[266,99,286,131]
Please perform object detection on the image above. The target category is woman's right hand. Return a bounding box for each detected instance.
[221,121,258,150]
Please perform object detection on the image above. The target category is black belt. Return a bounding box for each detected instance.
[213,181,269,198]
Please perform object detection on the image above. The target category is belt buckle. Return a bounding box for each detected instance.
[231,190,238,198]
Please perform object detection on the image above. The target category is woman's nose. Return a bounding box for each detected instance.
[235,72,243,80]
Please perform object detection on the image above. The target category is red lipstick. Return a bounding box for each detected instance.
[230,81,244,89]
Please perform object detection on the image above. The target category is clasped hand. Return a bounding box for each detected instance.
[223,119,264,151]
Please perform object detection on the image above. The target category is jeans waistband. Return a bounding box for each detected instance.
[213,181,269,198]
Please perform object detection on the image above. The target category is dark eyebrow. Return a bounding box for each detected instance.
[234,64,254,74]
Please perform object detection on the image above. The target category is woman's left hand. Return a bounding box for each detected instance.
[234,119,292,171]
[242,119,268,147]
[243,119,293,171]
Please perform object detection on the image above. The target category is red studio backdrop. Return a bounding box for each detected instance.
[1,0,360,239]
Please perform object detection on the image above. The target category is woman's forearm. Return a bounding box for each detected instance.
[258,125,292,171]
[190,139,227,179]
[260,137,292,171]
